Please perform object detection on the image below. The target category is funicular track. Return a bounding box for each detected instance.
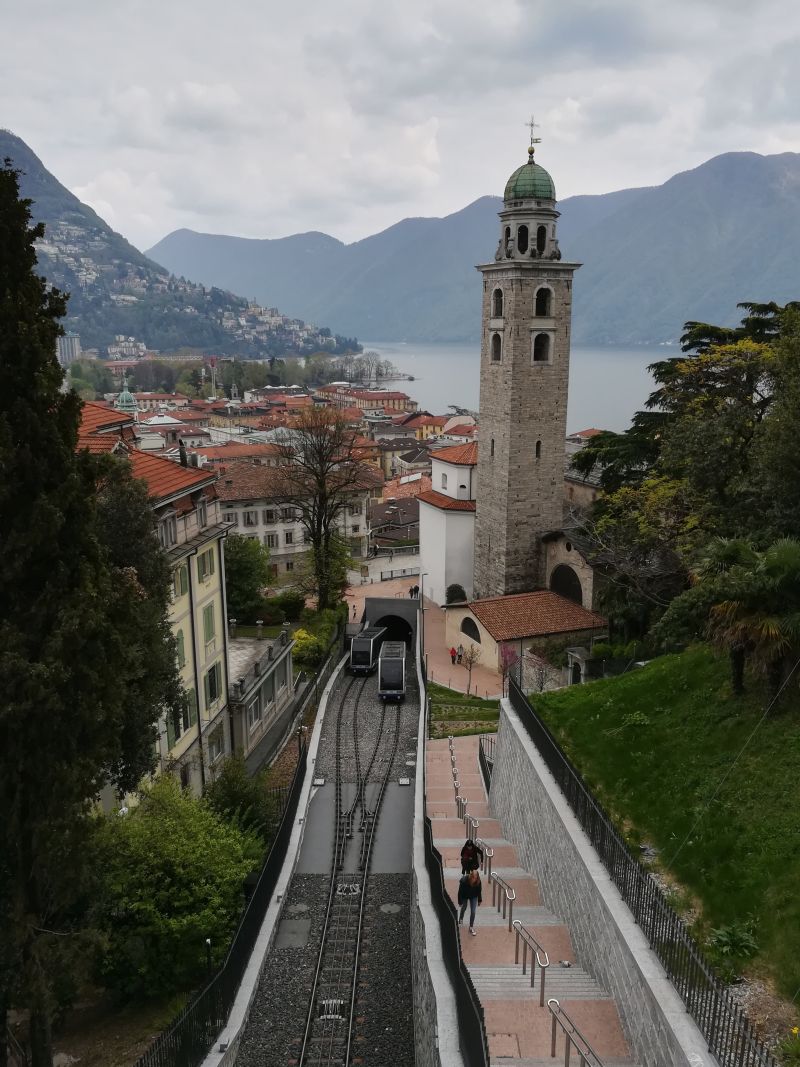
[298,675,403,1067]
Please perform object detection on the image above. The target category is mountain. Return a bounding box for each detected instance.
[148,152,800,345]
[0,130,353,357]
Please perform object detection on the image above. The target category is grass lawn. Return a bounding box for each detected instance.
[534,645,800,998]
[428,682,499,738]
[234,623,284,640]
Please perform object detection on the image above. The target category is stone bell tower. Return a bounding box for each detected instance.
[473,137,580,600]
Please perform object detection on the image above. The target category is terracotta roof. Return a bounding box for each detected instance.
[469,590,606,642]
[77,433,125,454]
[128,451,217,503]
[569,428,604,439]
[79,401,135,437]
[191,443,283,462]
[418,489,476,512]
[382,474,432,499]
[430,442,478,466]
[216,461,380,502]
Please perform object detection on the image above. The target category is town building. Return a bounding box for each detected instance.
[418,442,478,605]
[56,331,82,367]
[315,384,418,413]
[227,626,296,765]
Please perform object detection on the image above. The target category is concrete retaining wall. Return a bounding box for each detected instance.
[490,699,714,1067]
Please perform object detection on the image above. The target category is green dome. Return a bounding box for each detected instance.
[504,153,556,202]
[115,386,138,416]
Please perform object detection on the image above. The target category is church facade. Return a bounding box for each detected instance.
[472,143,580,599]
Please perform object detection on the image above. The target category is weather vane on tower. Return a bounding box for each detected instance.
[526,114,541,158]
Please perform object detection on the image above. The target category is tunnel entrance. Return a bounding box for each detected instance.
[372,614,414,646]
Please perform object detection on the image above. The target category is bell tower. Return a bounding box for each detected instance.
[473,135,580,599]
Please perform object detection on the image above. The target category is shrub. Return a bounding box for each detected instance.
[254,598,286,626]
[590,642,614,659]
[292,627,326,667]
[205,755,282,842]
[95,777,261,998]
[446,583,467,604]
[273,589,306,622]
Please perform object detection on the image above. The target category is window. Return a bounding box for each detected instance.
[243,510,259,527]
[269,563,278,578]
[172,563,189,599]
[186,687,198,726]
[208,725,223,764]
[351,525,360,534]
[441,473,448,490]
[535,288,552,317]
[491,334,502,362]
[285,531,294,546]
[535,440,542,459]
[281,507,295,522]
[263,509,276,524]
[247,696,262,731]
[348,504,362,516]
[517,224,529,255]
[159,514,177,548]
[263,672,275,705]
[197,548,215,582]
[533,334,551,363]
[204,661,223,708]
[203,604,215,645]
[536,225,547,253]
[197,499,208,528]
[285,560,294,572]
[223,512,238,525]
[490,438,495,458]
[176,629,186,668]
[492,288,503,317]
[460,617,481,643]
[265,533,278,548]
[276,657,287,690]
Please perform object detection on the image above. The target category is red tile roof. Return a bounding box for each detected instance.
[382,474,432,499]
[191,443,283,462]
[469,590,606,642]
[79,401,135,436]
[128,451,217,503]
[417,489,476,512]
[430,442,478,466]
[570,428,604,439]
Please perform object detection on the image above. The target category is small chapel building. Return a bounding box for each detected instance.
[418,442,478,605]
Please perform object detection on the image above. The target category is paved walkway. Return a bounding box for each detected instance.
[426,735,641,1066]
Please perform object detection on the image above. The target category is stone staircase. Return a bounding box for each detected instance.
[426,735,642,1067]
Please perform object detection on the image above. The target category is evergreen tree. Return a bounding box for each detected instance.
[0,163,181,1065]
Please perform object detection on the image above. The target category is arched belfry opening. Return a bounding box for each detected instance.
[517,225,529,255]
[535,288,552,317]
[536,225,547,253]
[550,564,583,606]
[491,334,502,362]
[492,288,503,317]
[533,334,551,363]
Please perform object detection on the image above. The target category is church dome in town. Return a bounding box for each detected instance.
[114,378,139,417]
[504,147,556,202]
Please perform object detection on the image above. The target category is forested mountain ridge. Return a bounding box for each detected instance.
[0,130,355,356]
[148,151,800,345]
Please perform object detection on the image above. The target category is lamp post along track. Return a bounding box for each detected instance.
[298,675,403,1067]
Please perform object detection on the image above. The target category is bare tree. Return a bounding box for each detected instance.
[272,407,374,610]
[462,644,482,695]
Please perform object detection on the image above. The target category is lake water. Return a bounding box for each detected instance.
[363,340,673,433]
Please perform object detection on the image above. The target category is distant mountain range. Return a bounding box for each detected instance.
[0,130,354,357]
[148,152,800,345]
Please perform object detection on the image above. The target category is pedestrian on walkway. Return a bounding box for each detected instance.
[458,868,482,935]
[449,646,457,665]
[409,585,415,598]
[460,837,484,874]
[352,603,357,619]
[457,643,464,664]
[414,584,420,597]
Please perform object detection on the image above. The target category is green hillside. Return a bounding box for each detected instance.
[534,646,800,997]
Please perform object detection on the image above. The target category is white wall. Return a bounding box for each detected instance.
[420,502,475,605]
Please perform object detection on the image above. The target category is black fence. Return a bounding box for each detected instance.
[506,674,778,1067]
[423,818,490,1067]
[478,735,494,794]
[133,738,309,1067]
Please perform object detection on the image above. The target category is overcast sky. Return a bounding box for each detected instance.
[3,0,798,251]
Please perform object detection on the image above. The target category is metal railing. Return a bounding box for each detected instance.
[547,998,604,1066]
[512,920,550,1006]
[7,1027,28,1067]
[133,739,309,1067]
[474,837,494,881]
[507,673,779,1067]
[464,813,480,839]
[490,873,516,932]
[478,735,494,793]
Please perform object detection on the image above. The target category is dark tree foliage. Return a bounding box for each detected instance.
[0,163,181,1066]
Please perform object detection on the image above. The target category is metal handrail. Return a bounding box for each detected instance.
[512,919,550,1006]
[547,998,604,1066]
[490,872,516,931]
[456,795,468,819]
[474,836,493,880]
[465,813,479,839]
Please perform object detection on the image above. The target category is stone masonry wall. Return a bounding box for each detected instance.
[489,701,714,1067]
[473,260,578,600]
[411,868,442,1067]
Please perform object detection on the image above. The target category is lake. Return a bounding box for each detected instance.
[362,340,675,433]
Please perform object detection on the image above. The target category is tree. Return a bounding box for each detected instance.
[272,408,372,610]
[95,778,261,998]
[224,534,271,622]
[0,163,182,1065]
[462,644,482,695]
[446,583,467,604]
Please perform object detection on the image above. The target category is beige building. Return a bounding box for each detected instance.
[228,628,296,764]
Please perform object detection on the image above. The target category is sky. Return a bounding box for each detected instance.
[2,0,799,252]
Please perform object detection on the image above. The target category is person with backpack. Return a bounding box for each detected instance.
[458,868,482,936]
[460,837,483,875]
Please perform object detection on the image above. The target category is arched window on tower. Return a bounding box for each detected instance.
[517,225,529,255]
[533,334,551,363]
[536,225,547,253]
[535,287,552,317]
[490,438,495,457]
[535,439,542,459]
[441,472,448,490]
[492,288,503,317]
[491,334,502,362]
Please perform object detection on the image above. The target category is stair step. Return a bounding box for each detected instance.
[469,906,562,926]
[491,1061,641,1067]
[472,964,609,1000]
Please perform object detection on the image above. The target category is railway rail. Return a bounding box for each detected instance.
[297,675,403,1066]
